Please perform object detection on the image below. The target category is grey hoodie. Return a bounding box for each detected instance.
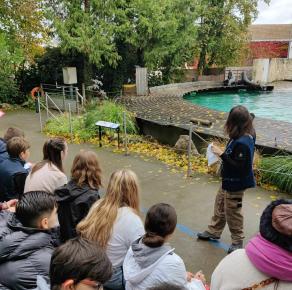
[123,238,188,290]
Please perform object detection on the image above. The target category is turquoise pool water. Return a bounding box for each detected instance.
[184,90,292,123]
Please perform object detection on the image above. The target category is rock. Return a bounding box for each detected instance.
[174,135,199,155]
[0,103,13,110]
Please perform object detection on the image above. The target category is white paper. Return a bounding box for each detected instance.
[187,279,206,290]
[206,143,219,166]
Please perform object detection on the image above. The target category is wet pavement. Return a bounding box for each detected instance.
[0,110,290,281]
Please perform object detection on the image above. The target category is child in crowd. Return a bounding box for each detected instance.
[0,137,30,201]
[123,203,207,290]
[24,137,68,194]
[51,237,112,290]
[55,150,102,242]
[211,199,292,290]
[198,105,256,253]
[35,237,112,290]
[0,127,24,163]
[0,191,59,290]
[77,169,144,290]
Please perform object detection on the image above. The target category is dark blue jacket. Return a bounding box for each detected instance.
[0,157,28,201]
[221,135,256,192]
[0,212,59,290]
[0,139,8,164]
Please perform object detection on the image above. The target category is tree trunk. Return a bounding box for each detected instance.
[198,46,207,76]
[137,48,145,67]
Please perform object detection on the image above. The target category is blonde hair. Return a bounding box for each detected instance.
[77,169,140,248]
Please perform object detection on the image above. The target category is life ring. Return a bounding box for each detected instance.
[31,87,44,100]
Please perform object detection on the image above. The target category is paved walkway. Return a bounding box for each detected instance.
[122,81,292,152]
[0,110,289,281]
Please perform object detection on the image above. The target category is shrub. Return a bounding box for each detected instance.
[44,101,138,141]
[259,155,292,193]
[84,101,137,135]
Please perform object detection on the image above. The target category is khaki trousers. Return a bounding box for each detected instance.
[208,187,244,244]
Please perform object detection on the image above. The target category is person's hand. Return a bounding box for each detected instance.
[194,270,206,284]
[186,271,195,282]
[211,144,223,156]
[3,199,18,212]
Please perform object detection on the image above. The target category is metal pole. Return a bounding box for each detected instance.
[82,83,86,104]
[68,103,73,142]
[37,94,42,133]
[62,86,66,112]
[45,93,49,119]
[75,87,79,115]
[187,122,193,177]
[123,112,129,155]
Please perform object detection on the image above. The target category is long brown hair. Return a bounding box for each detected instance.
[77,169,140,248]
[224,105,254,140]
[71,150,102,189]
[32,137,66,175]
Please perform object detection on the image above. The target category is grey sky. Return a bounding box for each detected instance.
[254,0,292,24]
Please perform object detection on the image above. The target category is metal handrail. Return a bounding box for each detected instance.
[45,92,64,115]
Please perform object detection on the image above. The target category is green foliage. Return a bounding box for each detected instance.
[0,33,23,103]
[0,0,48,62]
[259,155,292,193]
[49,0,121,68]
[48,0,198,84]
[84,101,137,135]
[196,0,270,73]
[45,101,138,140]
[45,113,92,139]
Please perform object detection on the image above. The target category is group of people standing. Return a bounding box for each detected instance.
[0,104,291,290]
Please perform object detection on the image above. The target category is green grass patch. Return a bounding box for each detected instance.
[44,100,138,141]
[259,155,292,193]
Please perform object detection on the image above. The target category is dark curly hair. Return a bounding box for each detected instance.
[260,199,292,252]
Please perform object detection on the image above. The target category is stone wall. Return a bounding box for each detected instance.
[253,58,292,84]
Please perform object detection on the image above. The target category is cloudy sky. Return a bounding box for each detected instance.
[254,0,292,24]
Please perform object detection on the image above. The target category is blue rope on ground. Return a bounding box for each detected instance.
[142,207,229,252]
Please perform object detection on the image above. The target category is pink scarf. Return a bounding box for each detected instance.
[246,234,292,281]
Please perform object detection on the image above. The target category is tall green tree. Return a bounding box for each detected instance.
[50,0,198,84]
[0,33,23,103]
[120,0,198,82]
[197,0,270,73]
[0,0,48,62]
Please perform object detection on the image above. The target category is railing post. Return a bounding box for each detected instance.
[187,122,193,177]
[37,93,42,133]
[82,83,86,105]
[45,93,49,119]
[123,112,129,156]
[68,103,73,142]
[75,87,79,115]
[62,86,66,112]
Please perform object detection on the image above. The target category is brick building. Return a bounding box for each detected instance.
[249,24,292,61]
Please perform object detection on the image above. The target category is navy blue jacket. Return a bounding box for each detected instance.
[0,212,59,290]
[0,139,8,164]
[221,135,256,192]
[0,157,28,201]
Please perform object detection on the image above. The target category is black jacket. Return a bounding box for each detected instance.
[0,212,59,290]
[55,180,100,242]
